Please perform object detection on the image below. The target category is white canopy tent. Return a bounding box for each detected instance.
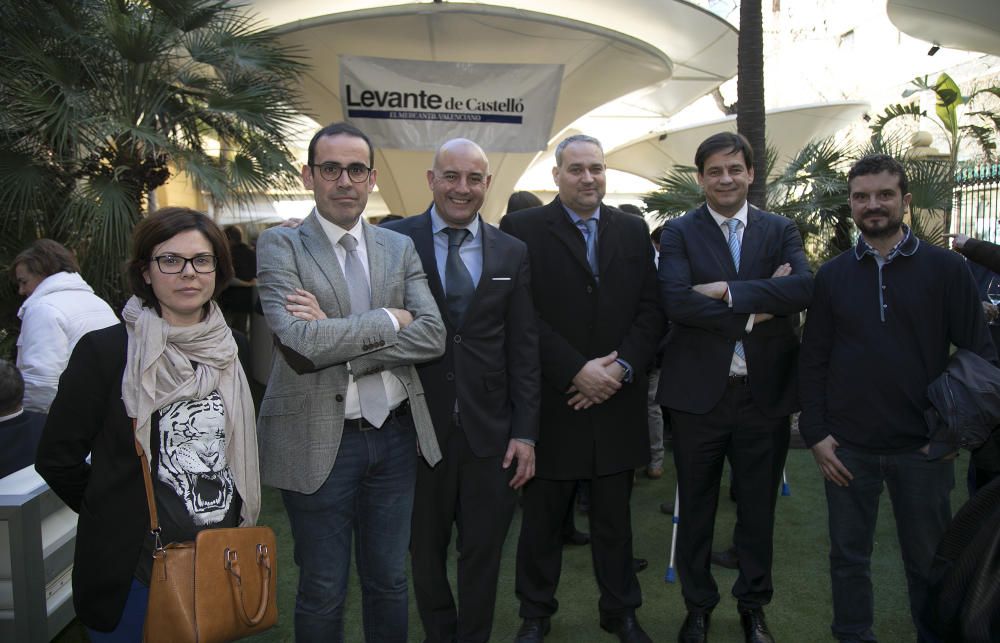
[603,101,871,183]
[250,1,737,220]
[887,0,1000,57]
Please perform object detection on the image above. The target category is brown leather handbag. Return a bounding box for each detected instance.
[135,437,278,643]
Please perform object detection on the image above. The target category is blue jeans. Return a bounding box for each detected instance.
[281,413,418,643]
[86,577,148,642]
[825,446,953,643]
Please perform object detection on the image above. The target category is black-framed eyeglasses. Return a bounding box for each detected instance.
[151,254,218,274]
[309,162,372,183]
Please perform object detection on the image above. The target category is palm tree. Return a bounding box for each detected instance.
[737,0,767,209]
[0,0,306,314]
[871,72,1000,233]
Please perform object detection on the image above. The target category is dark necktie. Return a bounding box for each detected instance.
[338,233,389,427]
[445,227,475,327]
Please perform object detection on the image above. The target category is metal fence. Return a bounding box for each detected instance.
[953,163,1000,241]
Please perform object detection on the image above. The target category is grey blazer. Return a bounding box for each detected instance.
[255,213,446,494]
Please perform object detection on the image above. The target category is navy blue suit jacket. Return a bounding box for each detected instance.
[657,204,813,416]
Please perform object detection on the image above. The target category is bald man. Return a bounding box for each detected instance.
[384,139,540,643]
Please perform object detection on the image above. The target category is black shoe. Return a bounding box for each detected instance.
[562,529,591,546]
[710,545,739,570]
[632,557,649,573]
[739,608,775,643]
[600,612,652,643]
[515,617,551,643]
[659,500,676,515]
[677,611,710,643]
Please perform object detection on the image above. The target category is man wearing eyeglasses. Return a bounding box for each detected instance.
[255,122,446,643]
[384,138,540,643]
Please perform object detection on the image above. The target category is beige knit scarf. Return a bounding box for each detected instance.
[121,295,260,525]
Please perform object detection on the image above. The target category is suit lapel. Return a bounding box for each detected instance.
[363,221,388,309]
[545,199,595,282]
[300,214,352,313]
[462,219,499,325]
[694,206,738,278]
[411,211,446,305]
[597,205,618,278]
[738,207,765,278]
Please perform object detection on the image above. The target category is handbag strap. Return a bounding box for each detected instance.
[133,420,162,541]
[227,544,273,626]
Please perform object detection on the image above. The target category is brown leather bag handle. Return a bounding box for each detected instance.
[133,422,161,536]
[225,545,272,626]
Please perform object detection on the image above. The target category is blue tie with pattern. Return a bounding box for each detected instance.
[725,218,746,360]
[578,218,599,281]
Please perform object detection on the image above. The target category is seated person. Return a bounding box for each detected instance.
[0,359,46,478]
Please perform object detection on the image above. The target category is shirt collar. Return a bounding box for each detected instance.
[854,224,919,262]
[314,208,366,248]
[430,205,481,238]
[0,408,24,423]
[561,202,601,227]
[707,201,749,229]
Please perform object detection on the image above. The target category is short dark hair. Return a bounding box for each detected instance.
[847,154,909,194]
[307,122,375,168]
[618,203,643,216]
[650,225,664,245]
[0,359,24,415]
[224,225,243,244]
[11,239,80,281]
[694,132,754,174]
[554,134,603,167]
[378,214,404,226]
[126,207,234,312]
[506,190,543,213]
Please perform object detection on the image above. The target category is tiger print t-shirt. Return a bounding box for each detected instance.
[136,390,241,583]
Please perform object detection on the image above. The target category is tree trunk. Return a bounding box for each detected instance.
[737,0,767,210]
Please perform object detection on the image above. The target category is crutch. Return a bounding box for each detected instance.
[664,483,680,583]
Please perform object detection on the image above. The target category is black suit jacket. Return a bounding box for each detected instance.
[500,198,665,478]
[385,211,540,457]
[35,324,150,631]
[657,204,813,416]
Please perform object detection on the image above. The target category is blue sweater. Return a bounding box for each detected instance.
[799,232,996,454]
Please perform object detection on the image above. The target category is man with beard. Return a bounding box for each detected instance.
[799,154,996,643]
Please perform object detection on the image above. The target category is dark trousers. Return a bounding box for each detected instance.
[516,470,640,619]
[825,447,953,643]
[411,421,517,643]
[670,380,790,613]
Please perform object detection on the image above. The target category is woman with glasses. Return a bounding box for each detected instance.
[11,239,119,413]
[36,207,261,642]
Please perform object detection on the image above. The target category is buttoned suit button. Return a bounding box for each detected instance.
[446,372,455,381]
[335,394,344,402]
[454,335,462,344]
[586,285,593,294]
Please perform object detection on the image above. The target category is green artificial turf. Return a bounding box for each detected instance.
[54,448,969,642]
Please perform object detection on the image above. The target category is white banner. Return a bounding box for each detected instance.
[339,55,563,153]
